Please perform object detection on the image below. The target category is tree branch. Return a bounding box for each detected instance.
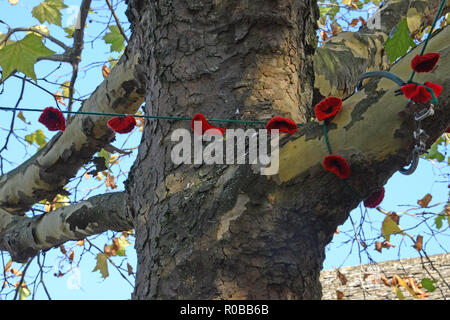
[0,192,132,263]
[271,27,449,190]
[105,0,130,43]
[313,0,449,104]
[0,40,146,215]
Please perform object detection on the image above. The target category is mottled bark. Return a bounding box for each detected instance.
[0,192,132,262]
[125,0,335,300]
[313,0,449,104]
[0,0,445,217]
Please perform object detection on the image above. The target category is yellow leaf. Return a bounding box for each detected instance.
[8,0,19,5]
[394,286,405,300]
[93,253,109,278]
[341,0,352,5]
[17,111,30,124]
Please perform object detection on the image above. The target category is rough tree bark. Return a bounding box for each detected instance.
[0,0,448,300]
[121,0,445,299]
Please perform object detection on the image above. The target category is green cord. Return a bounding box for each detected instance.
[323,121,333,154]
[322,120,364,201]
[0,106,305,127]
[408,0,446,83]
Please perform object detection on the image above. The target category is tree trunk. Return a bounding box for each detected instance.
[125,0,340,299]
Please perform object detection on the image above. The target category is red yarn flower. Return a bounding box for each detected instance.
[364,187,385,208]
[315,96,343,121]
[266,116,298,134]
[411,53,440,73]
[38,107,66,131]
[401,82,442,104]
[191,113,226,136]
[107,115,137,134]
[323,154,351,179]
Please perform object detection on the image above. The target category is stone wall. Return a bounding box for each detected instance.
[320,253,450,300]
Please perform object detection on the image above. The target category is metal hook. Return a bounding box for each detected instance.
[399,149,420,175]
[414,106,435,121]
[356,71,406,91]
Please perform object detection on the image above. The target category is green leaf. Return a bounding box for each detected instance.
[421,278,436,292]
[424,140,445,162]
[0,33,15,50]
[25,129,47,149]
[384,19,416,63]
[435,213,447,230]
[97,148,111,169]
[32,0,68,26]
[103,25,125,53]
[64,25,75,39]
[381,215,404,242]
[0,33,55,81]
[92,253,109,278]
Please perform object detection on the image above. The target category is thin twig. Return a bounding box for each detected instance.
[105,0,129,42]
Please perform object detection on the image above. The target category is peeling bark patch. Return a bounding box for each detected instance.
[122,80,139,95]
[66,203,96,232]
[344,80,386,131]
[217,194,249,240]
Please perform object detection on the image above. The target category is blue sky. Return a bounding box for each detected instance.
[0,0,448,299]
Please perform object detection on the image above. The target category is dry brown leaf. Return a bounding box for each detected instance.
[337,270,347,285]
[360,241,367,249]
[69,250,74,262]
[388,212,400,225]
[102,65,111,78]
[334,227,340,235]
[336,290,344,300]
[382,241,395,249]
[59,245,67,255]
[320,31,328,41]
[105,173,118,190]
[381,275,391,287]
[412,235,423,252]
[54,91,66,106]
[10,268,23,277]
[359,17,366,25]
[127,263,133,276]
[375,241,383,253]
[417,193,432,208]
[4,260,12,273]
[350,18,360,27]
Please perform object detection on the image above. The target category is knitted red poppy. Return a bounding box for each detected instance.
[401,82,442,104]
[410,53,440,73]
[323,154,351,179]
[38,107,66,131]
[364,187,385,208]
[191,113,226,136]
[315,96,343,121]
[266,116,298,134]
[107,115,137,134]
